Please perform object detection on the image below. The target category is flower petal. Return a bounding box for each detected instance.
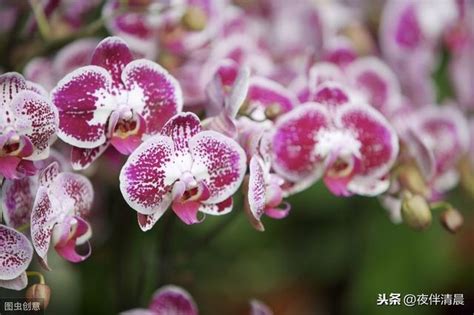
[52,66,114,148]
[247,156,266,221]
[71,143,110,170]
[226,66,250,118]
[0,272,28,291]
[161,112,202,155]
[120,136,175,215]
[415,106,469,179]
[199,197,233,216]
[11,91,58,159]
[346,57,401,114]
[1,176,37,229]
[91,36,133,89]
[171,200,202,225]
[30,187,57,267]
[335,103,399,178]
[0,225,33,280]
[311,81,350,109]
[347,176,390,197]
[0,156,22,179]
[54,38,99,77]
[265,203,291,219]
[122,59,183,135]
[149,285,199,315]
[24,58,55,91]
[50,173,94,217]
[308,62,344,94]
[53,216,92,263]
[271,103,329,183]
[189,131,247,204]
[137,208,168,232]
[246,76,296,119]
[0,72,27,109]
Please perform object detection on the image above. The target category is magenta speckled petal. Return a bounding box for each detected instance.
[271,103,329,182]
[122,59,183,135]
[91,36,133,89]
[120,136,175,215]
[0,225,33,281]
[189,131,246,204]
[52,66,113,148]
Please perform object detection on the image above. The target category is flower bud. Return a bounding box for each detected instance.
[26,284,51,309]
[401,194,432,231]
[398,164,428,196]
[440,208,464,234]
[264,104,282,120]
[181,6,207,31]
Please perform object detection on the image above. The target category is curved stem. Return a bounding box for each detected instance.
[26,271,45,285]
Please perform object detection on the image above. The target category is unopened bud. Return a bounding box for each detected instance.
[264,104,282,120]
[440,208,464,234]
[181,6,207,31]
[402,194,432,231]
[26,284,51,309]
[398,164,428,196]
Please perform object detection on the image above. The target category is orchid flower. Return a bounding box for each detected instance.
[31,163,94,268]
[103,0,224,58]
[245,154,290,231]
[406,105,469,195]
[51,36,183,170]
[379,0,458,106]
[307,57,403,118]
[0,72,59,179]
[120,112,246,230]
[271,99,399,197]
[0,224,33,290]
[238,119,290,231]
[380,104,469,223]
[121,285,198,315]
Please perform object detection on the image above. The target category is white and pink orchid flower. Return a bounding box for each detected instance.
[379,0,458,106]
[103,0,225,58]
[51,36,183,170]
[120,112,246,231]
[380,104,469,223]
[245,155,290,231]
[345,57,402,117]
[0,72,59,179]
[238,120,290,231]
[307,57,403,118]
[0,224,33,290]
[31,163,94,268]
[271,101,399,197]
[121,285,198,315]
[409,105,469,194]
